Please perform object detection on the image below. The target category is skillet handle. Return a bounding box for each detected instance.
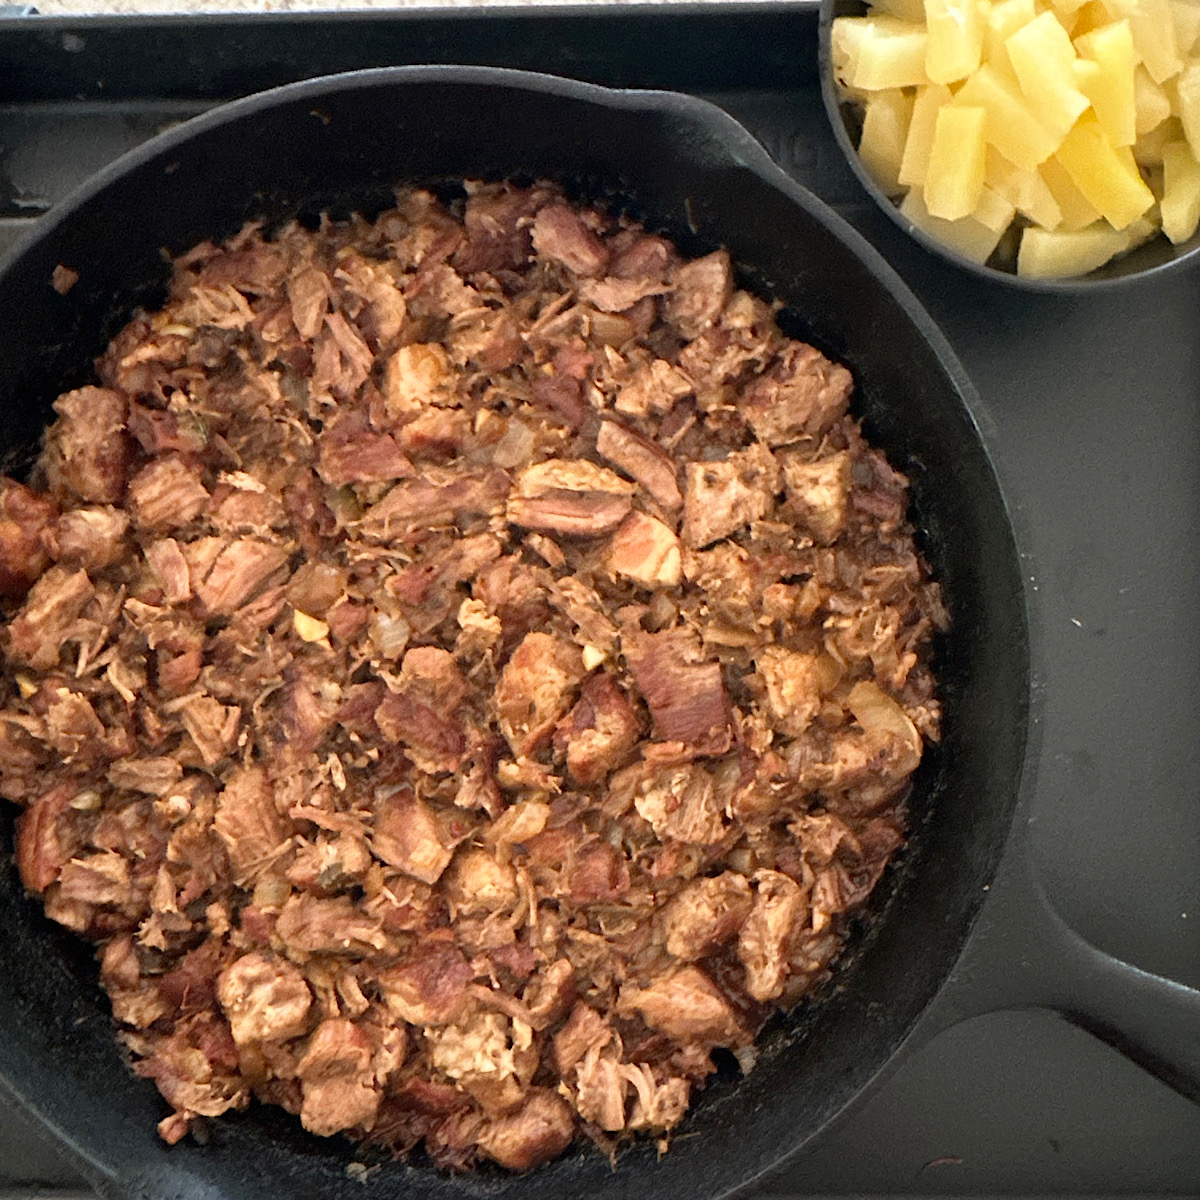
[910,842,1200,1103]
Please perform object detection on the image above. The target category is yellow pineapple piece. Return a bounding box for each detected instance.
[924,104,988,218]
[972,183,1020,231]
[1016,220,1130,276]
[924,0,985,82]
[952,61,1060,168]
[1007,11,1092,137]
[1135,64,1173,136]
[1106,0,1182,84]
[1160,139,1200,242]
[900,186,1008,262]
[1050,0,1093,15]
[1134,115,1185,166]
[1074,19,1137,147]
[850,17,932,89]
[869,0,929,20]
[1175,62,1200,162]
[832,17,874,91]
[899,83,954,186]
[1173,0,1200,57]
[1071,0,1121,36]
[1040,155,1104,227]
[984,0,1036,80]
[985,146,1064,226]
[859,89,915,195]
[1054,112,1155,227]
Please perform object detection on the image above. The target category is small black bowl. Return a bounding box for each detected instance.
[818,0,1200,291]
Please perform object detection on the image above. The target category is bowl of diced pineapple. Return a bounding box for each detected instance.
[820,0,1200,285]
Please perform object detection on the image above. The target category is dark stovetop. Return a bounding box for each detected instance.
[2,5,1200,1196]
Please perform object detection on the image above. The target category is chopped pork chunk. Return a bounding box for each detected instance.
[0,184,941,1170]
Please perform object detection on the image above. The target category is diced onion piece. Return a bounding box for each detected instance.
[1074,19,1137,147]
[1161,139,1200,242]
[293,610,330,643]
[924,0,985,83]
[846,680,922,761]
[900,187,1007,264]
[1006,11,1091,138]
[369,609,411,659]
[953,62,1059,169]
[1054,112,1155,229]
[925,104,987,219]
[899,83,954,187]
[859,89,915,195]
[491,417,536,470]
[1016,221,1130,277]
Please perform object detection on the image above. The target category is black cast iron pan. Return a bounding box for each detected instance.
[0,65,1193,1200]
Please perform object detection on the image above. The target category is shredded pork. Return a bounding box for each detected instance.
[0,183,946,1170]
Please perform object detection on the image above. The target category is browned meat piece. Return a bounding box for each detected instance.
[374,690,465,774]
[107,756,183,796]
[216,951,312,1046]
[737,870,807,1001]
[44,386,132,504]
[381,341,455,419]
[398,408,473,460]
[317,414,412,487]
[573,1042,628,1131]
[739,342,853,446]
[554,672,641,785]
[623,627,731,753]
[42,687,105,759]
[531,204,609,278]
[568,842,631,903]
[126,403,208,456]
[494,632,584,758]
[608,511,682,589]
[453,183,545,274]
[507,460,634,538]
[664,250,733,340]
[476,1089,576,1170]
[194,538,289,616]
[358,469,509,540]
[179,694,241,766]
[143,538,192,604]
[661,872,753,960]
[0,479,56,596]
[371,789,457,885]
[15,782,87,893]
[780,450,852,544]
[753,646,823,739]
[614,358,695,419]
[43,505,128,574]
[633,763,727,845]
[6,565,93,670]
[58,850,133,907]
[297,1018,381,1136]
[212,766,289,885]
[441,847,518,917]
[379,933,474,1025]
[275,894,388,960]
[596,420,682,512]
[681,442,780,550]
[127,455,210,531]
[619,965,748,1046]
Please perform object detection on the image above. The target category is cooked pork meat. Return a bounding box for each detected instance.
[0,183,944,1170]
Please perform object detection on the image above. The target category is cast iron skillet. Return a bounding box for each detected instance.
[0,65,1193,1200]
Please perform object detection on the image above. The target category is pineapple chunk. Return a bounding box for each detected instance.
[859,89,915,195]
[1054,112,1155,228]
[1135,65,1173,137]
[1161,139,1200,242]
[832,16,872,90]
[924,0,985,83]
[1107,0,1182,85]
[1040,155,1104,228]
[986,146,1064,226]
[1007,11,1091,138]
[1070,0,1120,37]
[985,0,1037,78]
[925,104,988,218]
[900,187,1008,263]
[1176,62,1200,162]
[952,61,1060,168]
[851,17,932,89]
[1173,0,1200,57]
[972,184,1020,231]
[1134,116,1185,166]
[1049,0,1092,15]
[1016,221,1131,276]
[1074,20,1137,147]
[869,0,929,20]
[899,83,954,186]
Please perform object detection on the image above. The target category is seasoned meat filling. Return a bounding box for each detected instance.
[0,183,946,1169]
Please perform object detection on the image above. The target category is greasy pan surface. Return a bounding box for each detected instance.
[0,67,1028,1200]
